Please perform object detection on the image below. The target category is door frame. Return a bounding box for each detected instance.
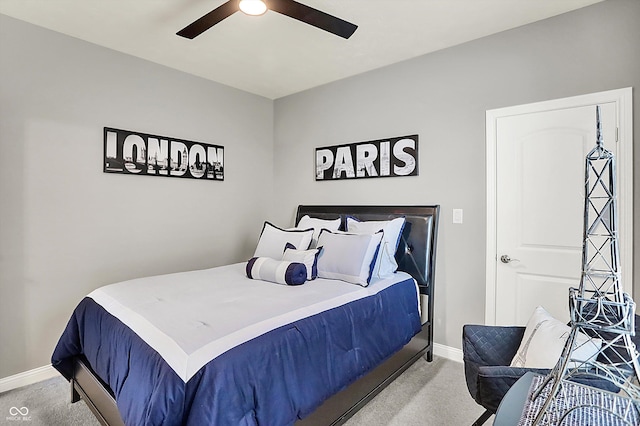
[485,87,633,325]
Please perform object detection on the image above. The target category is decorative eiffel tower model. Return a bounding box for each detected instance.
[527,106,640,425]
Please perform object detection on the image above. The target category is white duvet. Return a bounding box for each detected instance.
[88,263,416,382]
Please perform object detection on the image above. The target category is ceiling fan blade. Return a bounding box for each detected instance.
[177,0,239,39]
[268,0,357,39]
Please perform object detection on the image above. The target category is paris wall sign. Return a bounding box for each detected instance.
[315,134,418,181]
[103,127,224,181]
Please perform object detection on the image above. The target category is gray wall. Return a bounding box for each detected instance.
[273,0,640,350]
[0,15,274,377]
[1,0,638,379]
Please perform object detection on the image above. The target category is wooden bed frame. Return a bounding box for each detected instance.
[69,205,439,426]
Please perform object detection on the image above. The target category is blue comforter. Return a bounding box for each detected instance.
[52,277,421,425]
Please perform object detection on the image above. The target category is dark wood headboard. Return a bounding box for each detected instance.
[295,205,439,295]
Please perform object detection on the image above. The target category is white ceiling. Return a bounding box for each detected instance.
[0,0,604,99]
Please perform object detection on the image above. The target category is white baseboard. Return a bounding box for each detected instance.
[0,365,58,393]
[433,343,464,363]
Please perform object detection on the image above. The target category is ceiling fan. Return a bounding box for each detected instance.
[177,0,358,39]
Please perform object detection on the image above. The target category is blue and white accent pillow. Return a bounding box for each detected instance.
[316,229,383,286]
[346,216,406,278]
[297,215,341,249]
[282,246,323,280]
[253,222,314,259]
[246,257,308,286]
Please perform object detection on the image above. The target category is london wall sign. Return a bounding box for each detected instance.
[103,127,224,181]
[315,135,418,181]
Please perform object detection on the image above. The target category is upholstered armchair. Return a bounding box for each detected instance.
[463,316,640,426]
[462,325,549,425]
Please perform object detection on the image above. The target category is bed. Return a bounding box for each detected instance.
[51,205,439,426]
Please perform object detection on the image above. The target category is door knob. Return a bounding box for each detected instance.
[500,255,519,264]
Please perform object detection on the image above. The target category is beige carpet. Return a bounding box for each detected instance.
[344,356,487,426]
[0,356,486,425]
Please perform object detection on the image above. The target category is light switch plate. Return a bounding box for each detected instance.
[453,208,463,224]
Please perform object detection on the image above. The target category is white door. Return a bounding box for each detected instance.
[486,89,633,326]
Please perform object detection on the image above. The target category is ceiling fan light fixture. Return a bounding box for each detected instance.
[239,0,268,16]
[178,0,357,40]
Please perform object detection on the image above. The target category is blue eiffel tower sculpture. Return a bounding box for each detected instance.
[524,106,640,425]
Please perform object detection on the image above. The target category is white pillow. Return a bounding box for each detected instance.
[282,246,322,280]
[297,215,341,248]
[253,222,313,259]
[316,229,383,286]
[346,216,405,278]
[510,306,601,369]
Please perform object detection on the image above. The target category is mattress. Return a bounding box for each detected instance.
[52,263,422,425]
